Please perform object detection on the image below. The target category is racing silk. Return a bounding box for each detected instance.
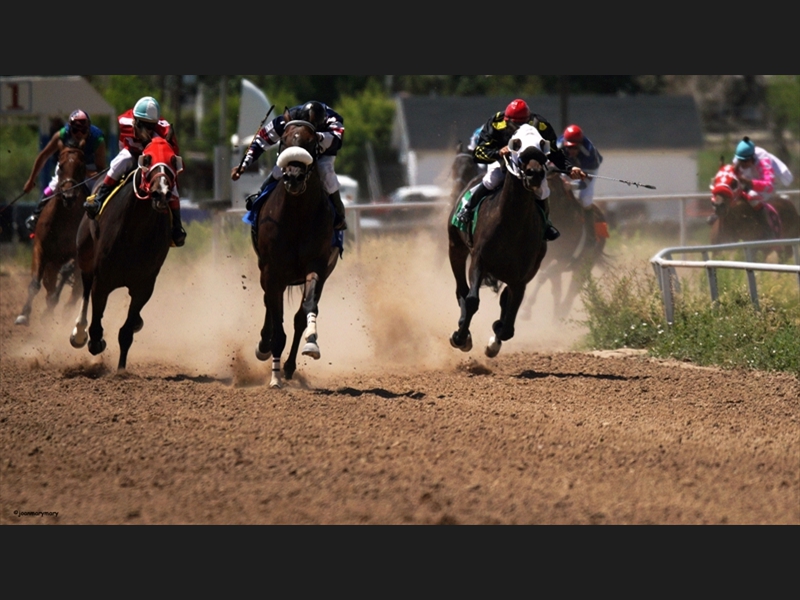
[473,111,572,172]
[59,124,105,171]
[556,134,603,171]
[734,146,793,195]
[243,103,345,167]
[117,108,179,156]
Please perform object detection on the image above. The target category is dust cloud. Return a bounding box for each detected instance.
[7,220,589,382]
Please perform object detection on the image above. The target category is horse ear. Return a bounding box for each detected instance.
[283,108,291,121]
[172,155,184,173]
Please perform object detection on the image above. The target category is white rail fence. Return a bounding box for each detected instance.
[650,238,800,325]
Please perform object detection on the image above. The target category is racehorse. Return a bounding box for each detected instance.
[15,142,87,326]
[519,169,610,321]
[448,123,550,357]
[69,136,183,371]
[252,118,340,388]
[709,163,800,261]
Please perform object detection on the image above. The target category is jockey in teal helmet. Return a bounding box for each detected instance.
[84,96,186,247]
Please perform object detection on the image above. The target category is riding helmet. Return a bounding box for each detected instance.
[69,109,91,131]
[562,124,584,147]
[299,101,327,129]
[504,99,531,123]
[734,136,756,161]
[133,96,161,123]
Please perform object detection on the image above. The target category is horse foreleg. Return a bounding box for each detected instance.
[70,270,93,349]
[117,281,154,371]
[300,273,321,360]
[15,275,42,326]
[520,270,548,321]
[42,263,61,314]
[256,286,286,388]
[487,283,526,357]
[451,256,482,352]
[87,284,110,357]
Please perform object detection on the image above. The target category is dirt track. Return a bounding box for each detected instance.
[1,231,798,525]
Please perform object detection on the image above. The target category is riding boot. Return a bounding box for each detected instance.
[707,213,719,225]
[25,196,51,233]
[84,182,113,219]
[330,190,348,231]
[455,182,490,225]
[170,206,187,247]
[535,198,561,241]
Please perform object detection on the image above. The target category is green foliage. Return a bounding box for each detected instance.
[92,75,160,116]
[576,260,800,375]
[0,123,39,203]
[766,75,800,131]
[335,83,397,184]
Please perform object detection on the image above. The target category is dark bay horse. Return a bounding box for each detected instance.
[15,143,87,326]
[520,170,610,321]
[253,118,340,388]
[70,137,183,371]
[448,124,549,357]
[709,163,800,261]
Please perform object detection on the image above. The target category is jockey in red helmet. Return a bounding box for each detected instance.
[455,99,587,241]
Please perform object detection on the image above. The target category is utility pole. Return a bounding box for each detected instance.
[559,75,569,131]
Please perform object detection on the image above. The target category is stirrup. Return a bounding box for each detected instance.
[25,214,37,233]
[83,200,100,219]
[456,207,473,224]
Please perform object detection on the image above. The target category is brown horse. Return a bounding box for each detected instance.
[520,170,610,321]
[252,118,341,388]
[15,143,87,326]
[448,124,549,357]
[69,137,183,371]
[709,163,800,261]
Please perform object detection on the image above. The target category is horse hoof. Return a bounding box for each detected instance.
[70,332,88,349]
[450,332,473,352]
[302,343,321,360]
[88,339,106,356]
[255,343,272,361]
[269,377,282,389]
[14,315,29,326]
[485,336,501,358]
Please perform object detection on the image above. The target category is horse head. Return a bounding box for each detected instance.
[277,120,318,195]
[136,137,183,213]
[709,163,743,219]
[56,142,87,207]
[507,124,549,194]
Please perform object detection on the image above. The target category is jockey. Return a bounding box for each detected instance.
[454,98,587,241]
[24,110,107,234]
[728,136,795,232]
[231,100,348,231]
[84,96,186,247]
[466,126,488,176]
[557,124,604,243]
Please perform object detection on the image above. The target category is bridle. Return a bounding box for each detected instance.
[55,147,87,205]
[278,120,319,195]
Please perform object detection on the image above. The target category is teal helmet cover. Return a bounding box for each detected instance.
[734,137,755,161]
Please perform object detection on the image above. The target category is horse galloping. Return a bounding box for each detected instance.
[709,163,800,261]
[70,136,183,371]
[448,123,550,357]
[520,170,610,321]
[15,142,88,326]
[252,118,341,388]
